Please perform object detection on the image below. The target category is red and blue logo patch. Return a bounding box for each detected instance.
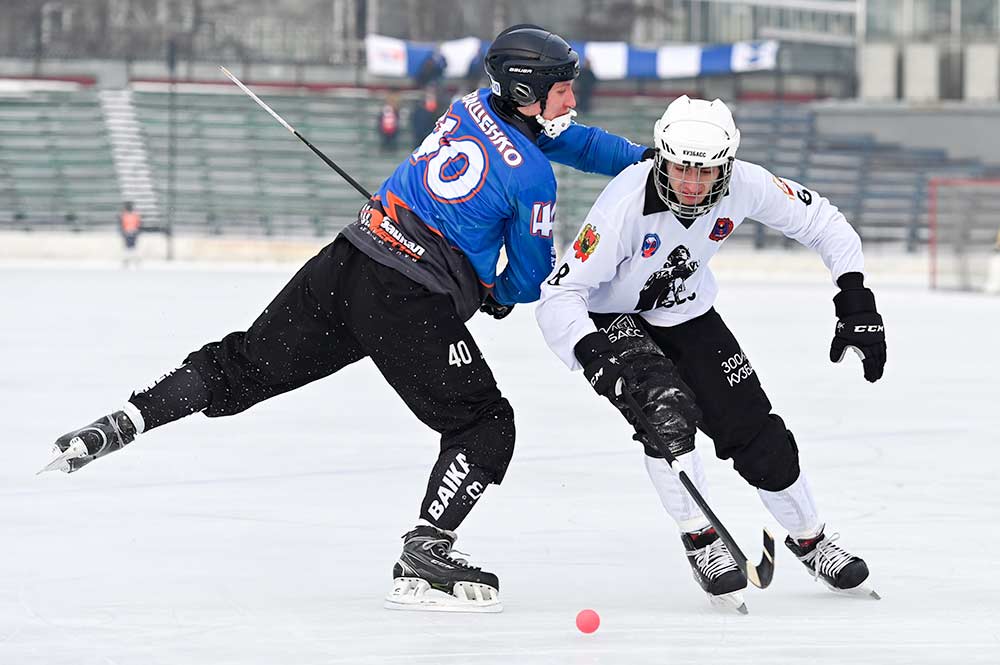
[641,233,660,258]
[709,217,735,242]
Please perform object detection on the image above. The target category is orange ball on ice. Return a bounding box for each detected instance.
[576,608,600,633]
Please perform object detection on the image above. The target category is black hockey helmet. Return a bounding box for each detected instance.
[484,24,580,108]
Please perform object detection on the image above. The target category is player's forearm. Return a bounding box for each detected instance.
[762,192,865,282]
[535,291,597,370]
[491,271,538,305]
[539,124,647,176]
[807,210,866,283]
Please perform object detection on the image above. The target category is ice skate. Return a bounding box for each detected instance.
[682,526,749,614]
[785,529,880,600]
[38,411,137,474]
[384,525,501,613]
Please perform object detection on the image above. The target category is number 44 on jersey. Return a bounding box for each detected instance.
[530,201,555,238]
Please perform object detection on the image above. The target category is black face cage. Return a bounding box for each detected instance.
[652,153,735,220]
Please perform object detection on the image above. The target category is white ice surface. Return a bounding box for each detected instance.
[1,262,998,664]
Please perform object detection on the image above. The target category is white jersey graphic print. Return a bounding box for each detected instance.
[536,159,865,370]
[634,244,700,311]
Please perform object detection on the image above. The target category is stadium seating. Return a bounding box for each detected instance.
[133,88,402,237]
[0,90,120,230]
[2,86,997,253]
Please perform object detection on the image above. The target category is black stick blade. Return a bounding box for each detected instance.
[745,529,775,589]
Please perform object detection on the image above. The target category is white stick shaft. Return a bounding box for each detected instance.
[218,65,296,134]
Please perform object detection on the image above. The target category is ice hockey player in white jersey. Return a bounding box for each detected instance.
[536,96,886,612]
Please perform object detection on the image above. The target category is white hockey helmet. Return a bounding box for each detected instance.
[652,95,740,218]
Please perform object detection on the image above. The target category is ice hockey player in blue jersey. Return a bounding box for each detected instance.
[343,26,648,318]
[43,24,650,613]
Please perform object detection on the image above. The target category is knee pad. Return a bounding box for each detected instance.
[728,414,800,491]
[620,355,700,459]
[183,346,229,416]
[184,331,288,417]
[183,333,251,417]
[444,397,516,484]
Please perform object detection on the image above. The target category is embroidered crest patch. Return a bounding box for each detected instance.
[573,223,600,262]
[641,233,660,258]
[709,217,734,242]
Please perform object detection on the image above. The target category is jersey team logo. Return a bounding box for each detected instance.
[709,217,734,242]
[573,223,600,262]
[641,233,660,258]
[601,314,644,343]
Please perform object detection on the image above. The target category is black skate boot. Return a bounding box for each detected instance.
[785,529,880,599]
[682,526,749,614]
[384,525,501,613]
[39,411,137,474]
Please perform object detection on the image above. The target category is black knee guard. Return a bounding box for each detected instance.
[443,396,516,484]
[422,396,515,529]
[626,355,699,459]
[728,414,800,491]
[587,314,699,458]
[184,331,288,418]
[183,332,256,417]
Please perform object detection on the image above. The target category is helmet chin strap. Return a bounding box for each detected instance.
[535,109,577,139]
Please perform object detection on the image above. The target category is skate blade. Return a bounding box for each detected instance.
[823,580,881,600]
[36,438,88,475]
[708,591,748,615]
[384,578,502,613]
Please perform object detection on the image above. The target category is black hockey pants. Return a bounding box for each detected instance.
[644,308,801,492]
[184,237,516,482]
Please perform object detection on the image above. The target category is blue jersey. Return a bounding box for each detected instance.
[373,89,645,306]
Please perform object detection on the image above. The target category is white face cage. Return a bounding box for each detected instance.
[652,154,735,219]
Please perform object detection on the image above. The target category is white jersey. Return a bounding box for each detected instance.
[536,158,865,370]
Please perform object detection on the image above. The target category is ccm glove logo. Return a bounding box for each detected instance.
[854,324,884,333]
[579,342,623,398]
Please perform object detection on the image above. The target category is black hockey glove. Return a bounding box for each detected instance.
[480,293,514,319]
[576,331,628,397]
[830,272,886,383]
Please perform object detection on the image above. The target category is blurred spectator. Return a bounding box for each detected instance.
[575,58,597,113]
[986,227,1000,294]
[376,92,401,152]
[414,49,447,88]
[119,201,141,268]
[411,87,442,149]
[463,55,484,94]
